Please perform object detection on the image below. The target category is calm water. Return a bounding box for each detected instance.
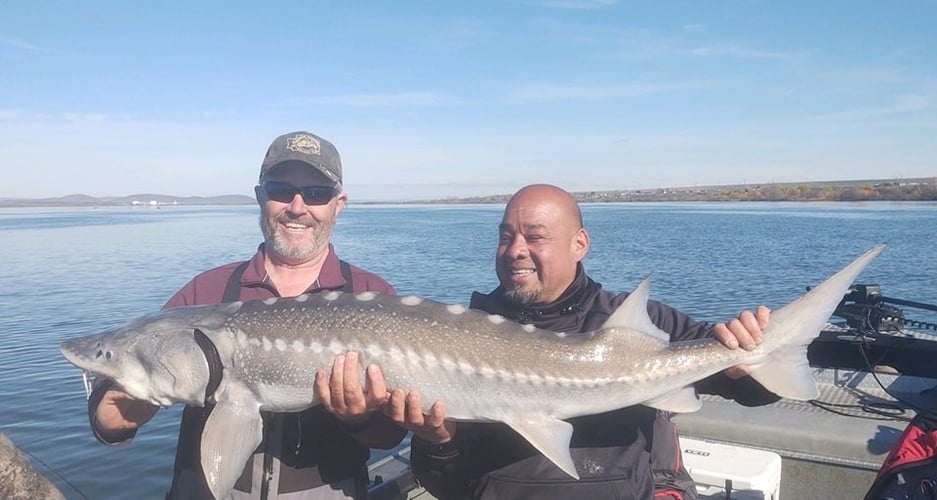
[2,202,936,499]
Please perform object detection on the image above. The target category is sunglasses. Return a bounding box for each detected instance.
[259,180,338,206]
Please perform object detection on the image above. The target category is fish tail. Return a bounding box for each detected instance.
[747,244,885,400]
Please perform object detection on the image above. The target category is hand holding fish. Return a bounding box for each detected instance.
[316,351,390,426]
[94,384,159,441]
[712,305,771,379]
[383,388,455,444]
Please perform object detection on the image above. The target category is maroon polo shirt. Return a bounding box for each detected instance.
[165,243,395,308]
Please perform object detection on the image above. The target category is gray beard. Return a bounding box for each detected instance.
[502,287,541,307]
[259,213,335,262]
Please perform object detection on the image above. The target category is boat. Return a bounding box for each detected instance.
[366,284,937,499]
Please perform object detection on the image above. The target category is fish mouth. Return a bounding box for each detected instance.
[59,340,101,399]
[59,338,111,376]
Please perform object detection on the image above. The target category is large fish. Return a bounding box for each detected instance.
[60,245,885,499]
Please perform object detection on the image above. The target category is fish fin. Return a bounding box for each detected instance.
[748,358,818,400]
[750,244,886,400]
[503,414,578,479]
[644,386,702,413]
[599,276,670,344]
[200,383,263,500]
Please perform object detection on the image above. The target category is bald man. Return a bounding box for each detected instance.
[386,184,777,500]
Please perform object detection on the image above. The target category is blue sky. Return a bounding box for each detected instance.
[2,1,935,201]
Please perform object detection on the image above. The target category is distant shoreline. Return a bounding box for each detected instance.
[1,177,935,208]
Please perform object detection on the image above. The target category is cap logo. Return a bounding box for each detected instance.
[286,134,321,156]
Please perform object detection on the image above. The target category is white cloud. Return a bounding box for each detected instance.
[506,81,702,101]
[523,0,617,9]
[807,94,936,121]
[685,44,807,62]
[0,35,46,52]
[287,92,453,107]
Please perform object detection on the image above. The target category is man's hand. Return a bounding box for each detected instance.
[316,351,389,426]
[712,305,771,379]
[95,387,159,437]
[383,388,455,444]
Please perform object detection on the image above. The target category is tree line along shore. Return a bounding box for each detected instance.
[429,178,937,205]
[1,178,935,208]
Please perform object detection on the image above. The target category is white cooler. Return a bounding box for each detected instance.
[680,437,782,500]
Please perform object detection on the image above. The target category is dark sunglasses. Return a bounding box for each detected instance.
[259,180,338,206]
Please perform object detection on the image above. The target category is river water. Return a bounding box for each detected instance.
[1,202,935,499]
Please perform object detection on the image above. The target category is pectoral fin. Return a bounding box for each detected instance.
[503,414,578,479]
[200,383,263,500]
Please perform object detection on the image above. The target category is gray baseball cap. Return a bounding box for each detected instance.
[259,131,342,185]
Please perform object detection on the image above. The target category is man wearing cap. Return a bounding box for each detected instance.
[87,131,405,499]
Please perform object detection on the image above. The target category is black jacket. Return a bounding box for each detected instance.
[410,265,778,500]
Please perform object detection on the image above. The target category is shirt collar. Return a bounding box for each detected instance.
[242,243,347,295]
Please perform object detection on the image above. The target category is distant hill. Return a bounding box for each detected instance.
[418,177,937,204]
[0,193,256,208]
[2,177,935,207]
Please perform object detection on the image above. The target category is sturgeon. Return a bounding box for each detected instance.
[60,244,885,499]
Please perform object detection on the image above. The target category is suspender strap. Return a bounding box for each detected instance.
[223,260,251,303]
[339,259,354,293]
[193,328,223,405]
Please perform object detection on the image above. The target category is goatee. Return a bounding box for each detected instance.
[502,287,541,307]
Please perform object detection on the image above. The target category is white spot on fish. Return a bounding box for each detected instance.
[480,365,496,378]
[555,332,567,338]
[497,369,511,380]
[423,351,439,368]
[356,291,377,301]
[262,337,273,351]
[400,295,423,306]
[310,341,323,354]
[328,340,344,354]
[366,344,382,357]
[292,340,305,352]
[275,339,287,351]
[488,314,506,324]
[441,357,457,372]
[323,291,340,301]
[263,297,278,305]
[458,361,475,375]
[295,294,309,302]
[250,338,262,347]
[236,332,248,348]
[522,324,536,333]
[447,304,466,314]
[406,349,421,365]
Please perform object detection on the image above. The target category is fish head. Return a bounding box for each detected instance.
[60,308,213,407]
